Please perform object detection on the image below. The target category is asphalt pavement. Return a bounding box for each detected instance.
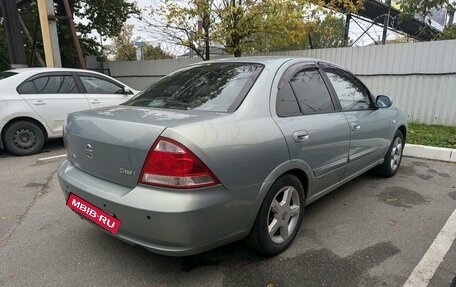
[0,141,455,287]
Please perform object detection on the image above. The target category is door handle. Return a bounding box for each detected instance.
[90,100,101,104]
[33,100,46,106]
[351,124,361,131]
[293,130,309,142]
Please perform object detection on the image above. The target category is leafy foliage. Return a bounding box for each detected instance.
[310,16,347,49]
[143,45,174,60]
[265,15,347,51]
[0,20,10,71]
[74,0,138,38]
[395,0,455,19]
[0,0,138,68]
[142,0,363,59]
[111,24,137,61]
[437,24,456,39]
[110,24,173,61]
[395,0,456,40]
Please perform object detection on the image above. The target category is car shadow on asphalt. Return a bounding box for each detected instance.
[83,173,383,266]
[75,169,398,286]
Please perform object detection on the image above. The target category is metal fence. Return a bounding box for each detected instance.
[105,39,456,126]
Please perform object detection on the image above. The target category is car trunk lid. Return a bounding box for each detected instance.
[65,106,220,188]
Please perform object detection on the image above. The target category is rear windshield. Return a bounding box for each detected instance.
[0,71,17,80]
[124,63,264,112]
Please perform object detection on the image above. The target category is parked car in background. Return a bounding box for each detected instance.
[0,68,138,155]
[58,57,407,256]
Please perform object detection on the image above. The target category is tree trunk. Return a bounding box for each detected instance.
[205,36,210,60]
[230,0,241,57]
[203,1,210,61]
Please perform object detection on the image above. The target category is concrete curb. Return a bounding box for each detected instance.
[404,144,456,163]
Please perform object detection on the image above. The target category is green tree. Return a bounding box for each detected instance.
[143,45,174,60]
[110,24,136,61]
[264,14,347,51]
[0,20,10,71]
[437,24,456,39]
[143,0,362,59]
[144,0,215,60]
[395,0,456,40]
[309,15,347,48]
[73,0,138,38]
[60,0,138,67]
[1,0,138,68]
[110,24,174,61]
[395,0,455,19]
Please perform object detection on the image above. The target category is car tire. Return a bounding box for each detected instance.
[3,121,45,156]
[246,174,305,256]
[374,130,404,177]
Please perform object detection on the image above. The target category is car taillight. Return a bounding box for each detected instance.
[139,137,219,189]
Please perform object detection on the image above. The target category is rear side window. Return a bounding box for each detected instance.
[18,75,78,94]
[276,83,301,117]
[80,75,124,94]
[0,71,17,80]
[124,63,264,112]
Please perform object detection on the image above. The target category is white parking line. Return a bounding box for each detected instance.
[37,154,67,161]
[403,208,456,287]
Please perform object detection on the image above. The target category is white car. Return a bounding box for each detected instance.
[0,68,138,156]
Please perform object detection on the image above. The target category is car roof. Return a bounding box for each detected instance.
[189,56,317,66]
[6,67,104,75]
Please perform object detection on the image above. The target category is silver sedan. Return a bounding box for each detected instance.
[58,57,407,256]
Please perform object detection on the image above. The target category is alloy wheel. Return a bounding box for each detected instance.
[267,186,301,244]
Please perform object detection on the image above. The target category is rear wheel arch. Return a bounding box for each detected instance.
[1,117,48,147]
[246,171,307,255]
[248,165,311,231]
[284,168,309,200]
[261,163,311,202]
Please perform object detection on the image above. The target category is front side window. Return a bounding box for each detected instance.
[80,75,124,94]
[325,69,372,110]
[18,75,78,94]
[124,63,264,112]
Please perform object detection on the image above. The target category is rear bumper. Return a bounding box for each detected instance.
[57,160,261,256]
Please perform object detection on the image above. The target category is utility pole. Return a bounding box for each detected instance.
[447,5,455,27]
[0,0,27,68]
[62,0,85,68]
[382,0,392,45]
[344,14,351,47]
[37,0,62,67]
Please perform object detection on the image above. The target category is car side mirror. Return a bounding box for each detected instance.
[376,95,392,108]
[123,87,133,95]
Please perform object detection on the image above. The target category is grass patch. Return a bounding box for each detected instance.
[407,123,456,149]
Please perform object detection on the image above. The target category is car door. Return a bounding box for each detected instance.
[77,73,132,108]
[272,63,351,197]
[321,65,392,177]
[16,72,89,135]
